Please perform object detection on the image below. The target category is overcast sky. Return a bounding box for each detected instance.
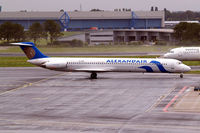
[0,0,199,12]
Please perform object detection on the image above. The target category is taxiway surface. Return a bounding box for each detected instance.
[0,67,200,133]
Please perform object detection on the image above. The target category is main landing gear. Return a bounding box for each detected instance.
[90,72,97,79]
[180,73,183,78]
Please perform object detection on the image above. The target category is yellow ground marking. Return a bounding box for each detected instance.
[0,85,19,87]
[32,97,48,100]
[0,80,31,87]
[0,73,65,96]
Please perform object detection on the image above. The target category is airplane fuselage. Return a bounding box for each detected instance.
[164,47,200,61]
[28,57,191,73]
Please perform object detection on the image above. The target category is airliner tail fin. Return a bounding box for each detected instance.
[11,42,48,59]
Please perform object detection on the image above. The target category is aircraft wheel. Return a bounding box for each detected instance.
[91,72,97,79]
[180,73,183,78]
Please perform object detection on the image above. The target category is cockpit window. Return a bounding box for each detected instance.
[177,61,182,65]
[169,50,174,53]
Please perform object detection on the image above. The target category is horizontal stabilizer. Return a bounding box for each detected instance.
[10,42,33,46]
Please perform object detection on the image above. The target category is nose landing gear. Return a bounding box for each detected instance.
[180,73,183,78]
[90,72,97,79]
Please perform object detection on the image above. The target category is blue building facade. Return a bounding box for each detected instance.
[65,19,162,31]
[0,11,164,31]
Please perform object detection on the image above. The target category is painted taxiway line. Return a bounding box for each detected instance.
[0,73,65,96]
[163,86,188,112]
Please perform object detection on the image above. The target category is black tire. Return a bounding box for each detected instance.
[180,74,183,78]
[91,72,97,79]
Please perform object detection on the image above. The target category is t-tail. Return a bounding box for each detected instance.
[11,42,48,59]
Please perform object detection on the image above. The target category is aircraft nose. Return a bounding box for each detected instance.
[184,65,191,72]
[163,53,169,58]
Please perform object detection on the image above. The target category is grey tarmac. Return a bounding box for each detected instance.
[0,67,200,133]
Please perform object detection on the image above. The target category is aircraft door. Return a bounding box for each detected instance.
[170,62,175,72]
[178,51,182,58]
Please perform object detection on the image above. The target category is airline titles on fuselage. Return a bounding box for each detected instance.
[106,59,148,64]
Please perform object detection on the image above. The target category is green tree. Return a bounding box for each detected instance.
[0,22,25,42]
[164,8,171,21]
[185,10,195,20]
[174,22,200,41]
[43,20,63,44]
[165,10,200,21]
[174,22,188,40]
[28,22,44,44]
[184,23,200,40]
[0,22,14,42]
[12,23,25,41]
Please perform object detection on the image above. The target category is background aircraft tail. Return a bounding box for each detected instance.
[11,42,48,59]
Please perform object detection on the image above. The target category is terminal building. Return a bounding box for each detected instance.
[113,29,175,43]
[84,29,174,44]
[0,11,164,31]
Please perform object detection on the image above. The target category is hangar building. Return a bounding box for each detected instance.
[0,11,164,31]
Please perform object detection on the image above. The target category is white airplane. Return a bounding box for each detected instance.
[164,47,200,61]
[11,42,191,78]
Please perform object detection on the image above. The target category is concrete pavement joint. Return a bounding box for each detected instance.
[163,86,188,112]
[0,118,200,131]
[145,87,177,113]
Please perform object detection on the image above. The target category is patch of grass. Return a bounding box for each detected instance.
[0,57,34,67]
[183,61,200,66]
[0,45,176,53]
[62,31,82,37]
[0,47,22,53]
[65,55,159,58]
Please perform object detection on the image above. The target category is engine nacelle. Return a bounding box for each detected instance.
[44,62,67,70]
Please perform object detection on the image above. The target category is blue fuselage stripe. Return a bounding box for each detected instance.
[150,61,169,73]
[139,66,154,72]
